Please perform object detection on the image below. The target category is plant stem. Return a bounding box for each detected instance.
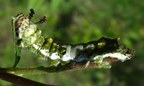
[0,69,55,86]
[2,61,111,75]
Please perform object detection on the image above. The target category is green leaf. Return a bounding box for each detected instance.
[13,45,22,68]
[12,18,22,68]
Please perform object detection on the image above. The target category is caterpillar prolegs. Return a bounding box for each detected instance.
[12,9,133,67]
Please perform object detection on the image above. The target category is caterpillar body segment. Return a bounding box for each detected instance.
[12,10,133,67]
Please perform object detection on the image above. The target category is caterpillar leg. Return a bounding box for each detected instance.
[35,16,47,24]
[85,61,90,68]
[29,9,35,19]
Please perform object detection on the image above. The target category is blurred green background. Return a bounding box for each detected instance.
[0,0,144,86]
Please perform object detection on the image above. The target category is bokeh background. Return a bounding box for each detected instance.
[0,0,144,86]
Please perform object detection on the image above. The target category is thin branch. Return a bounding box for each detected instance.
[2,59,120,75]
[0,60,112,86]
[0,70,55,86]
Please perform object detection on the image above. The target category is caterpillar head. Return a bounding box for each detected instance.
[12,13,37,37]
[12,10,40,47]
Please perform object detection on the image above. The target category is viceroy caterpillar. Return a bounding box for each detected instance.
[12,9,133,67]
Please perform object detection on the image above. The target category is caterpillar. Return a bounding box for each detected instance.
[12,9,133,67]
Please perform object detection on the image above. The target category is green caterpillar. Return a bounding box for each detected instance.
[12,9,133,67]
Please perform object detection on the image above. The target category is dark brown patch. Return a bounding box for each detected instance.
[69,62,98,69]
[103,57,119,62]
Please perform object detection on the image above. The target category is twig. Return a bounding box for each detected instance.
[2,59,119,75]
[0,69,55,86]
